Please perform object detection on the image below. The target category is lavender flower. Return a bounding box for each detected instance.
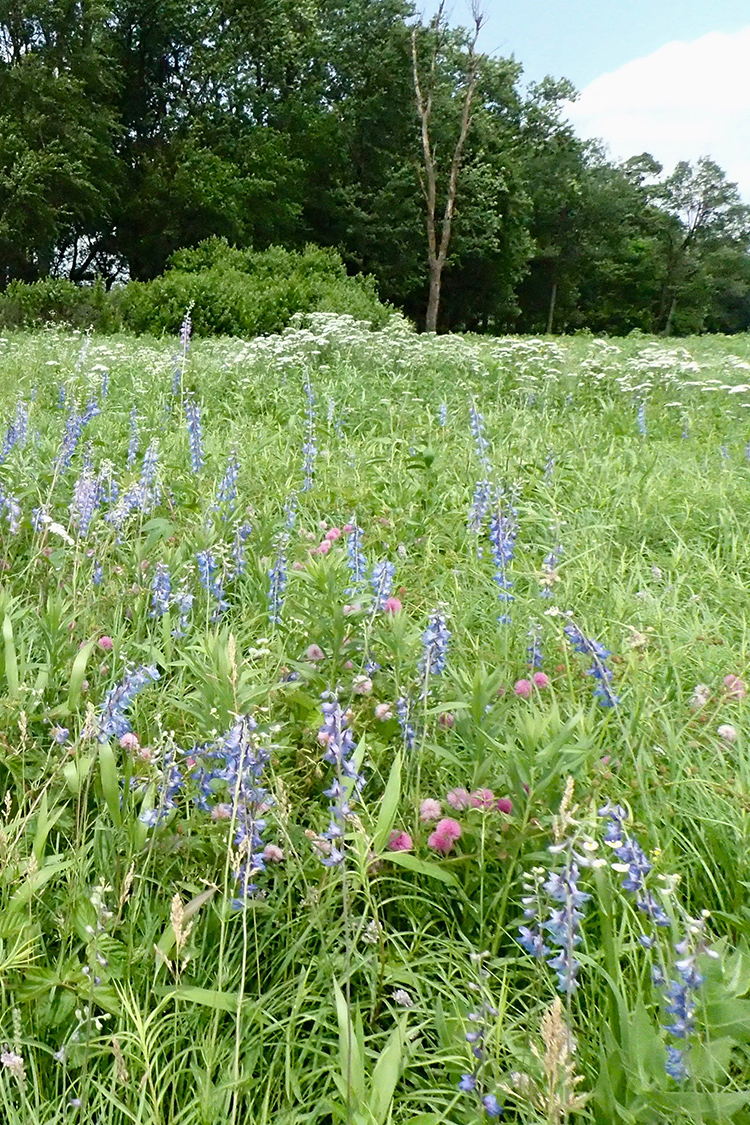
[637,401,647,436]
[396,696,415,751]
[319,694,364,867]
[171,584,194,637]
[150,563,172,617]
[70,468,99,537]
[418,609,450,686]
[527,622,543,668]
[469,400,490,473]
[98,665,160,742]
[540,543,562,599]
[231,522,253,577]
[196,551,228,619]
[564,622,619,707]
[92,561,103,586]
[268,541,288,624]
[439,403,447,427]
[457,954,503,1117]
[346,520,367,593]
[370,560,396,611]
[215,450,240,514]
[488,491,517,625]
[185,395,204,473]
[126,407,139,468]
[598,803,670,926]
[140,750,183,828]
[468,478,492,544]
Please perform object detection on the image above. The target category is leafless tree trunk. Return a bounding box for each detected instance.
[412,2,484,333]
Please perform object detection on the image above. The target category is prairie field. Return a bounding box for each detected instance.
[1,315,750,1124]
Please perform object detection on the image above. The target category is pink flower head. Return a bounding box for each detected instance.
[374,702,393,720]
[263,844,284,863]
[388,830,413,852]
[211,803,233,820]
[343,523,354,533]
[419,798,442,821]
[470,788,496,810]
[446,787,471,810]
[718,723,739,743]
[724,674,746,699]
[428,818,462,854]
[383,596,402,614]
[325,527,342,541]
[532,672,550,689]
[306,643,325,662]
[514,678,533,699]
[317,539,332,555]
[353,676,373,695]
[439,712,455,729]
[292,560,305,570]
[119,733,140,752]
[343,603,362,615]
[99,635,114,652]
[495,797,513,815]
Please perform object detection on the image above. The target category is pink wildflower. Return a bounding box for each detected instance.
[119,733,140,752]
[532,672,550,689]
[439,712,455,728]
[496,797,513,814]
[718,723,739,743]
[353,675,373,695]
[419,798,442,821]
[325,527,342,541]
[514,678,533,698]
[446,787,471,810]
[470,788,496,810]
[383,596,402,613]
[343,523,354,533]
[427,818,462,855]
[306,643,325,661]
[263,844,284,863]
[374,702,393,720]
[211,804,233,820]
[388,830,413,852]
[724,674,746,699]
[317,539,332,555]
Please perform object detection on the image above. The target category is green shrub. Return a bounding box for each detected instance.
[0,276,121,332]
[117,239,392,336]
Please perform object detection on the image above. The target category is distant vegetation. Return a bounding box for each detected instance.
[2,3,750,334]
[0,242,392,336]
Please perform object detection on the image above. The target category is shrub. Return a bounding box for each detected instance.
[117,239,392,336]
[0,276,122,331]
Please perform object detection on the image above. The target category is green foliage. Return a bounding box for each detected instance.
[118,239,392,336]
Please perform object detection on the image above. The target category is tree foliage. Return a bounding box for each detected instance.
[1,0,749,333]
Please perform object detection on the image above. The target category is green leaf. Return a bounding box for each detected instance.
[156,985,238,1013]
[385,851,458,886]
[369,1017,406,1125]
[372,751,401,854]
[67,636,97,712]
[333,978,366,1105]
[3,614,18,697]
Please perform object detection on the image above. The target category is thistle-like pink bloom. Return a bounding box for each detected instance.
[446,787,471,810]
[325,527,342,541]
[439,712,455,728]
[470,788,496,810]
[724,674,746,699]
[263,844,284,862]
[532,672,550,689]
[718,723,739,743]
[306,643,325,661]
[383,596,402,613]
[119,732,140,751]
[388,830,413,852]
[419,798,442,821]
[374,702,393,720]
[496,797,513,814]
[99,635,114,652]
[428,818,462,854]
[514,678,533,698]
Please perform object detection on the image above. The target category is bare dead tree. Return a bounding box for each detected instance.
[412,2,484,332]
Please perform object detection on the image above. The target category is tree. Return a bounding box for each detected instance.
[411,1,484,332]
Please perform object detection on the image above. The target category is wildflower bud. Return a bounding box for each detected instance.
[387,830,413,852]
[374,702,392,720]
[99,636,113,651]
[514,678,533,698]
[724,674,746,699]
[353,676,373,695]
[717,723,739,743]
[419,798,442,821]
[119,733,140,752]
[532,671,549,689]
[438,711,455,728]
[383,596,402,613]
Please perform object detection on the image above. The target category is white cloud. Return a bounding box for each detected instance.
[565,26,750,199]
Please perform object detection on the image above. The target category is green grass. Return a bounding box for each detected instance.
[0,316,750,1123]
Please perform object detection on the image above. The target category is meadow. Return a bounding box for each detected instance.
[0,313,750,1124]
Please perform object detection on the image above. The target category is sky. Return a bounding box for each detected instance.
[422,0,750,198]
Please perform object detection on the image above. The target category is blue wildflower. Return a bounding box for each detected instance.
[370,560,396,611]
[70,468,99,537]
[564,622,619,707]
[488,491,517,624]
[126,407,139,468]
[346,520,367,593]
[396,696,416,751]
[318,694,364,868]
[150,563,171,617]
[215,450,240,514]
[185,395,204,472]
[418,609,450,685]
[98,665,160,742]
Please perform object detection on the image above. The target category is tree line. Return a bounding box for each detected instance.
[2,0,750,335]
